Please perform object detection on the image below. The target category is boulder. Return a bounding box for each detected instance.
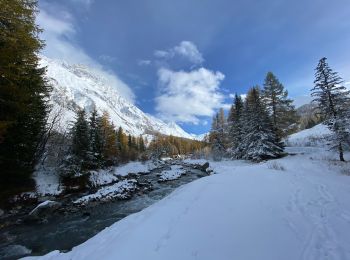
[27,200,62,220]
[200,162,210,171]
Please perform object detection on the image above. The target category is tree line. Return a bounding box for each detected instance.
[209,72,297,161]
[60,109,146,178]
[148,134,207,160]
[210,60,350,162]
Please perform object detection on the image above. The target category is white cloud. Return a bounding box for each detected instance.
[156,67,225,124]
[154,41,204,65]
[229,93,246,101]
[345,81,350,90]
[174,41,204,64]
[154,50,171,59]
[37,9,135,103]
[137,59,152,66]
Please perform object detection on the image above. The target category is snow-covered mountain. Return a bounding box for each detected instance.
[40,56,194,139]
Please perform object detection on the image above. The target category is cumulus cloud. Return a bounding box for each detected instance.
[37,8,135,103]
[156,67,226,124]
[154,41,204,65]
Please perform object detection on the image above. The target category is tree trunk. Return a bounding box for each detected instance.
[339,142,345,162]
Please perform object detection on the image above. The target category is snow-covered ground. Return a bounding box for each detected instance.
[73,179,137,205]
[33,169,63,196]
[158,165,185,182]
[88,169,119,187]
[25,125,350,260]
[114,161,158,176]
[286,123,331,147]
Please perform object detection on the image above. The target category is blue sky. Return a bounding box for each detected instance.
[38,0,350,134]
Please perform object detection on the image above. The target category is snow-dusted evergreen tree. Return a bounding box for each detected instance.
[311,57,350,161]
[240,87,284,162]
[63,109,90,176]
[227,94,244,158]
[88,108,103,169]
[210,110,226,161]
[262,72,298,138]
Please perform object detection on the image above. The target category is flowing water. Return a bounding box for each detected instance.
[0,164,207,259]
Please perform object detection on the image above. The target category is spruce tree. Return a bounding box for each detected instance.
[240,87,284,162]
[210,111,226,161]
[117,126,128,161]
[227,94,244,158]
[262,72,297,138]
[88,109,103,169]
[65,109,90,175]
[0,0,51,190]
[138,135,146,152]
[311,57,350,161]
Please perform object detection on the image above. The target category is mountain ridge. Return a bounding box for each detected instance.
[40,56,196,139]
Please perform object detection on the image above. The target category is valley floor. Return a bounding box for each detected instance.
[25,147,350,260]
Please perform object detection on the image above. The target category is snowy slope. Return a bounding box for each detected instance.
[286,123,331,147]
[25,150,350,260]
[40,56,194,138]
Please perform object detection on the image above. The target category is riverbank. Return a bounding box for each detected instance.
[0,160,211,259]
[22,148,350,260]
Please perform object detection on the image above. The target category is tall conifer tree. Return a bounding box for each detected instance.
[311,57,350,161]
[227,94,244,158]
[0,0,51,189]
[262,72,297,138]
[239,87,284,162]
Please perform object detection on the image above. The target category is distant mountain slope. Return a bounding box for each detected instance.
[296,102,323,130]
[40,56,194,139]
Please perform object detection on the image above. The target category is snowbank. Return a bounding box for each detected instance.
[158,165,185,182]
[26,148,350,260]
[73,180,137,205]
[114,161,157,176]
[286,124,331,147]
[33,169,63,196]
[89,169,119,187]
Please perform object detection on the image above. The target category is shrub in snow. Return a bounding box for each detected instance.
[267,161,285,171]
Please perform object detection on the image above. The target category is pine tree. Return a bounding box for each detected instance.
[311,57,350,161]
[0,0,51,190]
[240,87,284,162]
[227,94,244,158]
[262,72,298,138]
